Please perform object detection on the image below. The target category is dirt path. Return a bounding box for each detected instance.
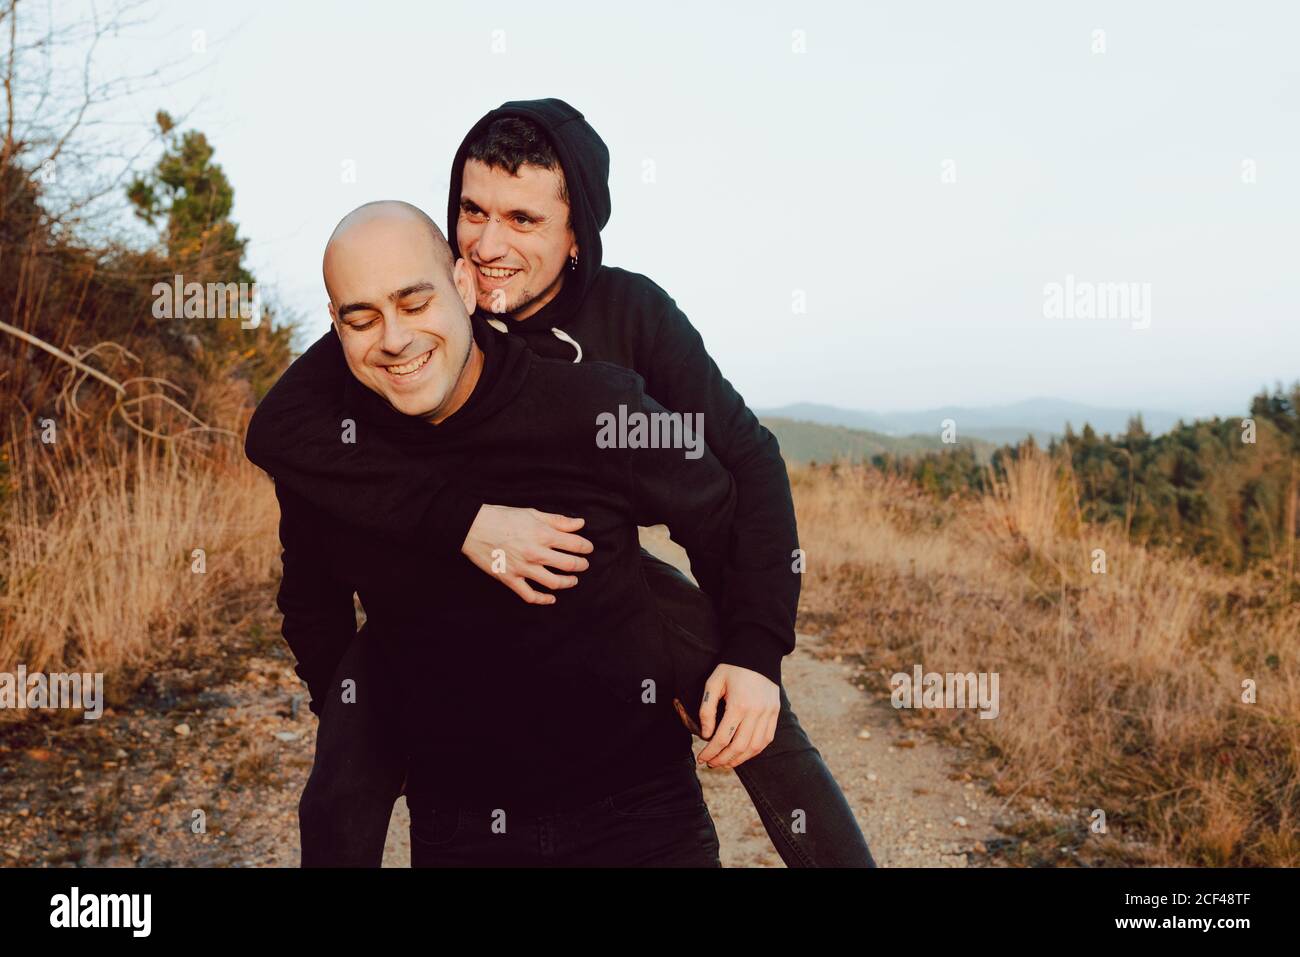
[377,629,1004,867]
[2,535,1011,868]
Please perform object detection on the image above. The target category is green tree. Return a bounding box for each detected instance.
[126,110,291,399]
[868,384,1300,574]
[127,110,250,283]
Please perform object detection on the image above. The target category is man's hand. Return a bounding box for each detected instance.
[461,504,593,604]
[695,664,780,769]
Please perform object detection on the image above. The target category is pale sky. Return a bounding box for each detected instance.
[61,0,1300,417]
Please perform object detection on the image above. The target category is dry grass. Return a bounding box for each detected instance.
[4,420,1294,865]
[793,451,1300,866]
[0,433,281,712]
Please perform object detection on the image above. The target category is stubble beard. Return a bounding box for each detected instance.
[482,267,565,321]
[420,330,474,424]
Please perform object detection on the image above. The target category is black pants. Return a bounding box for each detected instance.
[298,551,877,868]
[408,755,720,867]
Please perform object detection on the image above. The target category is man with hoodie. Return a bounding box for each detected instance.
[246,99,876,868]
[282,199,727,865]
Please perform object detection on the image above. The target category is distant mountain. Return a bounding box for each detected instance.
[756,399,1186,447]
[760,416,996,465]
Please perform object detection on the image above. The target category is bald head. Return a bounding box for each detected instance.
[323,199,482,425]
[323,200,454,301]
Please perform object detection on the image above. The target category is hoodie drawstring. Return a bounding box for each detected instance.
[550,327,583,363]
[485,318,583,363]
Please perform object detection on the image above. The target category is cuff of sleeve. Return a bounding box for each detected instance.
[718,629,791,687]
[416,485,484,554]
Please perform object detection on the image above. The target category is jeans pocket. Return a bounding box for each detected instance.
[409,805,462,847]
[608,759,709,819]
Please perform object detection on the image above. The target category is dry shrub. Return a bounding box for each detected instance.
[792,450,1300,866]
[0,430,281,709]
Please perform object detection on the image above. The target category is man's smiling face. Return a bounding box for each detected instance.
[457,158,577,320]
[324,203,480,423]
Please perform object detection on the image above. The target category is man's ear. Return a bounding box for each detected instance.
[327,300,341,337]
[452,257,478,313]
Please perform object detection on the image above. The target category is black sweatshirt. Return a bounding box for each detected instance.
[274,315,737,812]
[246,97,799,686]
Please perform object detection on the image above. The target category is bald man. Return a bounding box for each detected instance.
[250,100,877,872]
[271,201,736,865]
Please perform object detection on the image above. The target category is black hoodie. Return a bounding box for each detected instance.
[447,97,612,329]
[247,97,800,687]
[275,314,737,811]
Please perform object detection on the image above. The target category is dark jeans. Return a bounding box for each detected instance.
[298,626,407,868]
[298,551,877,868]
[644,550,877,869]
[408,755,720,867]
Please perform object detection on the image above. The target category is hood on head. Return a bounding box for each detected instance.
[446,97,610,331]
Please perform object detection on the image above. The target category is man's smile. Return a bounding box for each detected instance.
[379,347,435,382]
[474,262,522,287]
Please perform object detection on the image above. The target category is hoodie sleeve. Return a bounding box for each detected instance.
[273,481,359,718]
[620,383,737,618]
[638,287,800,687]
[244,329,484,554]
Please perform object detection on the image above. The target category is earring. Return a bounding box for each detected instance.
[568,254,578,271]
